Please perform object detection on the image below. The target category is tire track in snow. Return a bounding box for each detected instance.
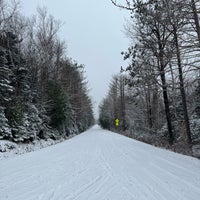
[98,131,198,200]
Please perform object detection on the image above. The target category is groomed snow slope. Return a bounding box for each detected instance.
[0,125,200,200]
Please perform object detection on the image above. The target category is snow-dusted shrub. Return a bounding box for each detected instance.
[0,140,17,152]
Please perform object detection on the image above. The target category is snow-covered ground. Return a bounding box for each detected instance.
[1,125,200,200]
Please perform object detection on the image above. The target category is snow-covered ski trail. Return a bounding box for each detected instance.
[1,125,200,200]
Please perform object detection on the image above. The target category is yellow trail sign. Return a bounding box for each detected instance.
[115,118,119,126]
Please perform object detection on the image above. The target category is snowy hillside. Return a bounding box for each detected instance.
[1,125,200,200]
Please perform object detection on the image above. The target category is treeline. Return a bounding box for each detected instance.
[0,1,94,142]
[99,0,200,148]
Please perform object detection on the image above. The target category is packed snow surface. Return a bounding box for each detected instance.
[1,125,200,200]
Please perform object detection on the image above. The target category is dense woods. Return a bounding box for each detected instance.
[99,0,200,153]
[0,1,94,143]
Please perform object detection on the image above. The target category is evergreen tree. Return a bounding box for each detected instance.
[0,5,94,143]
[46,81,72,133]
[0,107,11,139]
[99,98,112,130]
[0,36,15,112]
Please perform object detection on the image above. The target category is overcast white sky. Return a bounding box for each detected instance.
[20,0,130,118]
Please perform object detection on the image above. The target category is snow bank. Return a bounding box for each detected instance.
[0,137,68,160]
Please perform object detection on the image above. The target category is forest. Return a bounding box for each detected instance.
[0,0,94,143]
[99,0,200,155]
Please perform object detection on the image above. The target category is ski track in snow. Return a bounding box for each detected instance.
[0,125,200,200]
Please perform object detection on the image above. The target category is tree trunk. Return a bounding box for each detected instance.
[191,0,200,46]
[152,86,159,131]
[113,78,118,121]
[120,77,126,131]
[146,86,153,130]
[158,39,174,144]
[173,28,192,144]
[169,61,179,121]
[160,68,174,144]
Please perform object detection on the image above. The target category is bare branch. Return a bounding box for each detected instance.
[110,0,134,11]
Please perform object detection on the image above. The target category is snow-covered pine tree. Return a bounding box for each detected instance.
[0,31,40,142]
[0,38,15,112]
[46,81,72,138]
[0,33,15,140]
[0,106,12,139]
